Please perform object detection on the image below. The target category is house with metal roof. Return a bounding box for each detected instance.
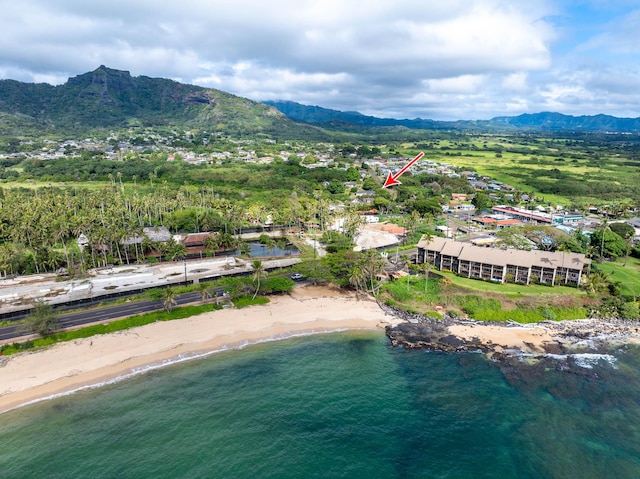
[121,226,172,246]
[416,237,590,286]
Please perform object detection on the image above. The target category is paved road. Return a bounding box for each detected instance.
[0,273,309,343]
[0,289,227,343]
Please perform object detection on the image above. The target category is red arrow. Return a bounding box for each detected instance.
[383,152,425,188]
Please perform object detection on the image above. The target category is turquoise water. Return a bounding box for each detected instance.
[2,332,640,478]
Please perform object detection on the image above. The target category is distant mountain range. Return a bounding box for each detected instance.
[264,100,640,133]
[1,66,639,137]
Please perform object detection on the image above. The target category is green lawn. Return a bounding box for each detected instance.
[597,257,640,299]
[438,271,587,296]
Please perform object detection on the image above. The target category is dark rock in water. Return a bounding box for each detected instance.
[440,335,465,349]
[490,351,508,362]
[541,341,568,355]
[385,322,492,353]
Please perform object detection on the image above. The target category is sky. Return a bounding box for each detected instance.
[1,0,639,120]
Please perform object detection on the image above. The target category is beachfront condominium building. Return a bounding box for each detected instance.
[416,237,590,286]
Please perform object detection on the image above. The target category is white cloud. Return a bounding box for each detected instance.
[0,0,638,119]
[425,75,486,94]
[502,72,529,91]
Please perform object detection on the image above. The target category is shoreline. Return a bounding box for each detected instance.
[3,284,640,414]
[0,285,399,415]
[386,314,640,359]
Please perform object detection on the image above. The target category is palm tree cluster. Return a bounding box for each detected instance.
[0,184,336,277]
[348,250,386,299]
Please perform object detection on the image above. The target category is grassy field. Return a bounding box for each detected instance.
[438,271,586,296]
[596,257,640,299]
[399,137,640,206]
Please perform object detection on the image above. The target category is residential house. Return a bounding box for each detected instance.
[121,226,172,247]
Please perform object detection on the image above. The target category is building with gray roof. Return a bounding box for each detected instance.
[416,237,590,286]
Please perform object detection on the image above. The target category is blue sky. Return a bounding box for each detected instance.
[0,0,639,120]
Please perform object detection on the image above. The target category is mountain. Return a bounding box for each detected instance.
[263,100,446,130]
[0,66,322,138]
[265,100,640,133]
[490,112,640,132]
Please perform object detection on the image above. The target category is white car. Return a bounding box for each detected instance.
[290,273,304,281]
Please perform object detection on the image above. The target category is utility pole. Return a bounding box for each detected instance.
[183,258,187,284]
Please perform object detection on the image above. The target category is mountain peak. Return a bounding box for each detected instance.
[94,65,131,76]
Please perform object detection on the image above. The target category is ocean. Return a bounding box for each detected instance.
[1,331,640,479]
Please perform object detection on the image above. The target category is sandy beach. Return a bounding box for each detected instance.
[447,323,557,353]
[0,285,400,414]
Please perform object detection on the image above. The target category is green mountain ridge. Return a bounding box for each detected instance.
[0,66,322,138]
[265,100,640,133]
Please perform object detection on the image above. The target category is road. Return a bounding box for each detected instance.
[0,289,227,343]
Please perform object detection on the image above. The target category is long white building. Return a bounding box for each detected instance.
[416,237,590,287]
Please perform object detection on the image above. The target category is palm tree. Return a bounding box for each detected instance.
[420,229,433,292]
[423,261,431,293]
[361,251,385,296]
[599,219,608,259]
[585,270,610,294]
[20,299,59,338]
[162,287,177,312]
[204,235,219,257]
[348,265,365,300]
[251,259,265,300]
[198,282,212,302]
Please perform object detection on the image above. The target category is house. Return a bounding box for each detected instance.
[496,219,524,229]
[560,214,583,225]
[121,226,172,246]
[472,217,522,229]
[380,224,406,235]
[416,237,590,286]
[179,232,217,248]
[469,181,488,190]
[451,193,468,201]
[492,206,554,225]
[626,218,640,237]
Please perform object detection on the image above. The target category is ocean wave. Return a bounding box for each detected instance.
[544,353,618,369]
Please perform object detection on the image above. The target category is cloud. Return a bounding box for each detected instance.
[0,0,638,119]
[502,72,529,91]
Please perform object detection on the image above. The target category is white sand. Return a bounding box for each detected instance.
[448,323,557,353]
[0,286,400,414]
